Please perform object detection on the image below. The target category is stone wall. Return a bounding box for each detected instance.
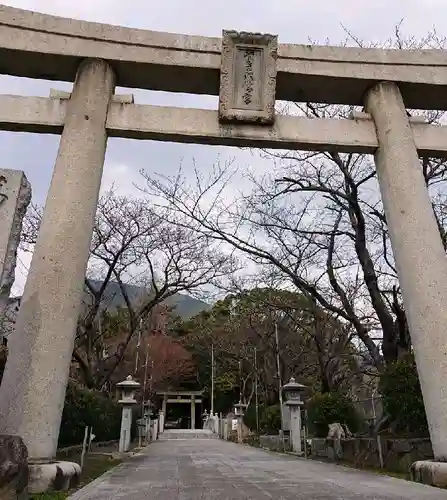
[311,437,433,473]
[57,440,119,459]
[259,435,291,452]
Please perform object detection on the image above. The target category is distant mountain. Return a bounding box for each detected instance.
[86,280,211,319]
[164,293,212,319]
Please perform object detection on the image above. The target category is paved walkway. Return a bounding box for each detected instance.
[69,435,447,499]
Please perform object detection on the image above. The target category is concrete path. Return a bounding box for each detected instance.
[69,437,447,499]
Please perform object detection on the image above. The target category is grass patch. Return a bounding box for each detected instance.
[306,455,410,480]
[30,454,121,500]
[30,493,68,500]
[77,455,121,488]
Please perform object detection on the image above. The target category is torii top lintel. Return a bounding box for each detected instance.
[1,5,447,109]
[156,391,204,397]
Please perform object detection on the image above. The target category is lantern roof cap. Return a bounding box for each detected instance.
[283,377,306,392]
[234,401,247,409]
[117,375,141,389]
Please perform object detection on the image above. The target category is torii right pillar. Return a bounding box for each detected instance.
[366,82,447,487]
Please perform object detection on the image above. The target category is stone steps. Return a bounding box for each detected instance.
[159,430,218,440]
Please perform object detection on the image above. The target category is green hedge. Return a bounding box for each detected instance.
[260,404,282,433]
[244,403,282,434]
[58,382,122,448]
[379,355,428,436]
[307,392,359,438]
[243,403,258,432]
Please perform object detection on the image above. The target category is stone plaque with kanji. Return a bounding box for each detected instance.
[219,30,278,124]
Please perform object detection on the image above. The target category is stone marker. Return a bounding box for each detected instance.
[0,170,31,340]
[219,30,278,124]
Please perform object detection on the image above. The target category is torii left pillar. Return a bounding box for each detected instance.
[0,58,115,494]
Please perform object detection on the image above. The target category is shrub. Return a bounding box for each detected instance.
[379,355,428,436]
[307,392,359,438]
[243,403,258,432]
[243,403,282,434]
[58,382,122,448]
[259,404,282,434]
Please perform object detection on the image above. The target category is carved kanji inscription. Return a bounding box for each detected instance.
[219,30,278,124]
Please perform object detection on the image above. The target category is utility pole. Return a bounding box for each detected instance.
[149,358,154,395]
[141,346,149,417]
[254,346,259,435]
[211,343,214,415]
[134,320,142,375]
[275,322,284,440]
[238,359,242,402]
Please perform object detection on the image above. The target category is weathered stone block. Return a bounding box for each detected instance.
[411,460,447,488]
[0,435,28,500]
[28,461,81,494]
[219,30,278,124]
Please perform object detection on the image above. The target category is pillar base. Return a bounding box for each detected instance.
[28,461,81,494]
[411,460,447,488]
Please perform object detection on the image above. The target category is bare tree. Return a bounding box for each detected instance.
[21,189,236,390]
[181,288,358,410]
[143,27,447,371]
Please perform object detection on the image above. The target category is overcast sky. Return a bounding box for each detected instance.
[3,0,446,292]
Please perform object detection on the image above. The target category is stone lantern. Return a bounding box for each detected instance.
[283,377,306,454]
[116,375,140,453]
[234,401,247,443]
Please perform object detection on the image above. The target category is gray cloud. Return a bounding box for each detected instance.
[2,0,446,205]
[3,0,447,291]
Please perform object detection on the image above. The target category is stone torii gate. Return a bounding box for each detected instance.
[157,390,204,430]
[0,4,447,490]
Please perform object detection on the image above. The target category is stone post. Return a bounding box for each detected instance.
[283,377,306,454]
[117,376,140,454]
[158,410,165,434]
[0,170,31,342]
[162,395,167,416]
[136,417,145,448]
[152,418,159,440]
[365,82,447,463]
[143,404,151,444]
[223,419,229,440]
[191,396,196,430]
[0,58,114,493]
[202,409,208,430]
[214,413,219,434]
